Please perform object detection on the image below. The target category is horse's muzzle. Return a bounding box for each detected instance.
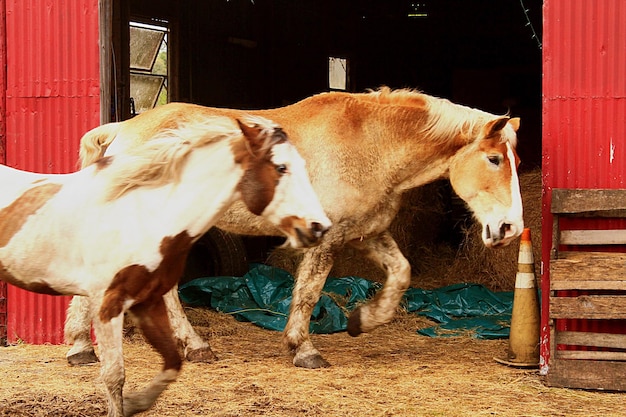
[483,221,521,248]
[294,221,330,248]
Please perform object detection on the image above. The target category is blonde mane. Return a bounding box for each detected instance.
[363,87,510,146]
[100,115,242,200]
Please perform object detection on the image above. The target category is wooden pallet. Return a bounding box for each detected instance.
[548,189,626,391]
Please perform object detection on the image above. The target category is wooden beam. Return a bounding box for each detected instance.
[550,296,626,319]
[560,229,626,245]
[555,331,626,350]
[551,189,626,215]
[547,359,626,391]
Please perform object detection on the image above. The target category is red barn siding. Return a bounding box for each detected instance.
[541,0,626,373]
[2,0,100,344]
[0,0,6,346]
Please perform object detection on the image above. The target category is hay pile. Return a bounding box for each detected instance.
[268,168,542,292]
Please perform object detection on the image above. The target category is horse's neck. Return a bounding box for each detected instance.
[378,98,490,192]
[111,143,242,240]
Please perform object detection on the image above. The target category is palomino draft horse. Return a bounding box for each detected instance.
[0,115,330,416]
[66,87,523,370]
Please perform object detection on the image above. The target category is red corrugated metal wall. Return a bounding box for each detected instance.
[0,1,7,346]
[541,0,626,373]
[2,0,100,344]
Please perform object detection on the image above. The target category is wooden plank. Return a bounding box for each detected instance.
[551,216,560,259]
[551,189,626,214]
[547,359,626,391]
[556,251,626,263]
[560,229,626,245]
[555,331,626,349]
[551,280,626,290]
[550,296,626,319]
[554,350,626,361]
[550,252,626,290]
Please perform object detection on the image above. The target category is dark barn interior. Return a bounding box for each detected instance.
[106,0,543,277]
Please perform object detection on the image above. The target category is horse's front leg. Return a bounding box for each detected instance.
[124,296,182,416]
[91,305,126,417]
[283,240,338,369]
[163,285,218,362]
[65,295,99,365]
[347,231,411,335]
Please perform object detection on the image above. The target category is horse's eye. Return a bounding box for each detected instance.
[275,164,288,175]
[487,155,501,167]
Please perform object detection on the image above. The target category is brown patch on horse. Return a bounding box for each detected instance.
[130,298,183,372]
[232,120,288,215]
[278,215,309,240]
[99,231,195,322]
[0,183,62,248]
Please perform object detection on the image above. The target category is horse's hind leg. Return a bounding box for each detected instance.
[283,240,338,369]
[65,295,99,365]
[123,297,182,416]
[346,231,411,335]
[163,285,218,362]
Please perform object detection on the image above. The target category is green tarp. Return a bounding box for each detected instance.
[178,264,515,339]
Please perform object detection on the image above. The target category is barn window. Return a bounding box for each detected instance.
[129,21,169,115]
[329,57,348,91]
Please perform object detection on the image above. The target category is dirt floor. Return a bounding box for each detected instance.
[0,308,624,417]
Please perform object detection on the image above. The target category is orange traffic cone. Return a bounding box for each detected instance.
[495,228,540,368]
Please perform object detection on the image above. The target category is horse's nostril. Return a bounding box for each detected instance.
[500,223,513,239]
[311,222,328,238]
[485,224,491,239]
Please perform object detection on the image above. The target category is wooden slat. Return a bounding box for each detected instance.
[547,359,626,391]
[560,229,626,245]
[551,188,626,215]
[551,280,626,291]
[555,331,626,349]
[550,252,626,290]
[550,296,626,319]
[554,350,626,361]
[555,251,626,263]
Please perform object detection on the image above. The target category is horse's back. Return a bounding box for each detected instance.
[88,98,394,235]
[0,165,55,207]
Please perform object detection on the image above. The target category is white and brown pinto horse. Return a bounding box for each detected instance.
[66,87,523,370]
[0,115,330,416]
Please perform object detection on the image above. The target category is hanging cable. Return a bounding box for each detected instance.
[519,0,542,50]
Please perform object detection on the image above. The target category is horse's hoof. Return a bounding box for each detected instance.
[293,352,331,369]
[67,349,99,366]
[347,308,363,337]
[185,347,218,363]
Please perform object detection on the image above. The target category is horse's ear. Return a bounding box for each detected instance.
[508,117,521,132]
[484,116,510,137]
[236,118,263,148]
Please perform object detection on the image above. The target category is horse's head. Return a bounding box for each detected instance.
[235,116,332,248]
[449,116,523,248]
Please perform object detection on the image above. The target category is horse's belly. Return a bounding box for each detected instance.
[0,253,83,296]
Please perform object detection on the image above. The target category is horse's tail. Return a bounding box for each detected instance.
[78,122,121,169]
